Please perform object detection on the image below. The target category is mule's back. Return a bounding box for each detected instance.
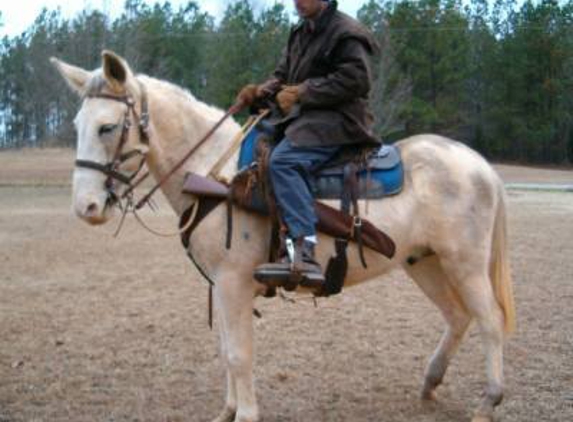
[397,134,502,219]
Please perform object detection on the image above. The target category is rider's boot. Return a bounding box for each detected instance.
[253,237,325,292]
[290,237,325,291]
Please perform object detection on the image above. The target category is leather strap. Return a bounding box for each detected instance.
[180,198,224,331]
[323,238,349,296]
[179,198,225,249]
[135,103,242,210]
[180,197,263,329]
[342,162,367,268]
[75,159,133,185]
[78,80,151,205]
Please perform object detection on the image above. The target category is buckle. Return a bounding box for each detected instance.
[140,112,149,128]
[286,238,295,263]
[350,215,362,238]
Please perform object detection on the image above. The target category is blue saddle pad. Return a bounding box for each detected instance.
[238,127,404,199]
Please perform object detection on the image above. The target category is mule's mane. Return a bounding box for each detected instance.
[83,70,227,127]
[123,73,240,182]
[138,75,227,124]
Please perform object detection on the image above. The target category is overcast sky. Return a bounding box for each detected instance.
[0,0,365,37]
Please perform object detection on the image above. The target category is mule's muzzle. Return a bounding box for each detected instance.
[75,194,111,225]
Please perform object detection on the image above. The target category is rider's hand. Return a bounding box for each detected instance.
[276,85,301,115]
[236,84,260,108]
[257,78,282,97]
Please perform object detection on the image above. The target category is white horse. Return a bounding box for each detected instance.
[51,51,515,422]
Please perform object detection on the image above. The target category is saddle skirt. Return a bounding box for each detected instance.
[238,125,404,200]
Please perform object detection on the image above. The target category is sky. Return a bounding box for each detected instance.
[0,0,365,37]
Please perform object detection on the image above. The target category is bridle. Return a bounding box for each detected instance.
[75,81,150,209]
[72,81,247,327]
[74,78,243,238]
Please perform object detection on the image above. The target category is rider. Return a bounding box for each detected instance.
[237,0,380,287]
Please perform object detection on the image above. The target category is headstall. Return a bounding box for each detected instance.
[75,81,150,210]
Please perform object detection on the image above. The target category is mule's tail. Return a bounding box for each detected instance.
[490,183,516,334]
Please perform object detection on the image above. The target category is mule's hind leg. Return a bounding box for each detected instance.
[440,259,506,422]
[404,255,471,401]
[462,274,505,422]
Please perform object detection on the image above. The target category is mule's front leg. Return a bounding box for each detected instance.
[214,273,259,422]
[212,308,238,422]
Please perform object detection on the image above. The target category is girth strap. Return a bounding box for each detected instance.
[180,199,224,330]
[179,197,262,329]
[180,198,225,249]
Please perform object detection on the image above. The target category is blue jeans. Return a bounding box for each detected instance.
[269,138,340,238]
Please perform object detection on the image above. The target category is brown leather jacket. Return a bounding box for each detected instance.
[263,1,380,148]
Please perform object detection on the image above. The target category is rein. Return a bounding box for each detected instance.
[133,102,243,210]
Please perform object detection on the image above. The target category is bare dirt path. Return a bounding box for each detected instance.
[495,163,573,184]
[0,150,572,421]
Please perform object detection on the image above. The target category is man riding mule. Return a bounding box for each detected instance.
[236,0,381,289]
[52,18,515,422]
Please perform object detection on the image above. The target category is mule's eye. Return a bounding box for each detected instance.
[99,124,118,136]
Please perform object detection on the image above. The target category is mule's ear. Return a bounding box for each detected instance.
[50,57,90,95]
[102,50,133,92]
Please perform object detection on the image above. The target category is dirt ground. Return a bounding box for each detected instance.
[0,149,572,422]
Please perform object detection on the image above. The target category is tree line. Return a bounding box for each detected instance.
[0,0,572,165]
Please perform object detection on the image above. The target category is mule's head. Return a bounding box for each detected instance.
[51,51,149,225]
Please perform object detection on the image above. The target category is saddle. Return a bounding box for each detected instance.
[238,121,403,201]
[181,118,402,296]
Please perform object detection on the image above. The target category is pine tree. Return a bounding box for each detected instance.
[252,3,290,83]
[385,0,471,139]
[204,0,257,108]
[358,0,412,139]
[0,0,571,164]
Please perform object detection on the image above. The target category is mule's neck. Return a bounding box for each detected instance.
[138,76,241,215]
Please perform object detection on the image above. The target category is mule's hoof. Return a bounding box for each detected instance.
[211,407,236,422]
[421,388,438,402]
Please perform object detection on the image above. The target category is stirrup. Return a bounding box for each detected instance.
[254,263,298,291]
[253,262,324,292]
